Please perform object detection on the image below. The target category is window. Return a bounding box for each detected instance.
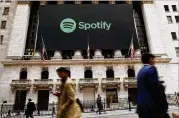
[164,5,169,12]
[3,7,10,15]
[0,35,3,45]
[1,21,7,29]
[175,16,179,23]
[175,47,179,57]
[171,32,178,40]
[172,5,177,11]
[167,16,173,23]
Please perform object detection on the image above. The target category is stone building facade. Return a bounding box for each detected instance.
[0,0,178,110]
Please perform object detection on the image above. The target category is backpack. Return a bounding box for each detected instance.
[31,102,36,111]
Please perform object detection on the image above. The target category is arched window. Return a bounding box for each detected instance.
[84,69,93,78]
[20,68,27,80]
[66,69,71,78]
[41,70,49,79]
[127,68,135,77]
[106,69,114,78]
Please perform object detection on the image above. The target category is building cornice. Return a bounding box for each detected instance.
[141,0,153,4]
[2,58,171,66]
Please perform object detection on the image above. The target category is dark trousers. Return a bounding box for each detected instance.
[96,107,101,114]
[26,114,34,118]
[128,101,131,111]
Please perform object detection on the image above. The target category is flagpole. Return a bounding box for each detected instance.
[33,11,40,56]
[41,35,48,59]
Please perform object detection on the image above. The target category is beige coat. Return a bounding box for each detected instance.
[57,78,81,118]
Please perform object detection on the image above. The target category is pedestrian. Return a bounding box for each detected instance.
[128,95,132,111]
[137,53,170,118]
[53,67,81,118]
[76,98,84,112]
[96,94,102,114]
[25,99,36,118]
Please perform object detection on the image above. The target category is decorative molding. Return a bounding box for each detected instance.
[75,0,82,4]
[57,1,64,4]
[42,67,48,71]
[40,1,47,5]
[2,57,171,66]
[141,0,154,4]
[109,0,115,4]
[125,0,132,4]
[92,0,99,4]
[17,1,31,5]
[85,66,92,70]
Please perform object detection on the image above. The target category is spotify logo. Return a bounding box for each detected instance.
[60,18,76,33]
[60,18,112,33]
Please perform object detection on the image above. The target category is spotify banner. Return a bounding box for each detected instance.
[38,4,139,50]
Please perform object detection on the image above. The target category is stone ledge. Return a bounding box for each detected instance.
[2,58,171,66]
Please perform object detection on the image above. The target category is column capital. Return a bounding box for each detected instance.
[92,0,99,4]
[109,0,115,4]
[75,0,82,4]
[40,1,47,5]
[17,1,31,5]
[57,1,64,4]
[125,0,132,4]
[142,0,154,4]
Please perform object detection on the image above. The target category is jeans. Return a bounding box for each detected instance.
[26,114,34,118]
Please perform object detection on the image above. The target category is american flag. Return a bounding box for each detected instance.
[128,34,135,60]
[87,31,90,59]
[41,35,47,61]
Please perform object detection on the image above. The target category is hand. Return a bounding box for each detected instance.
[52,92,59,96]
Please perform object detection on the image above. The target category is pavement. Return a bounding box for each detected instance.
[3,106,179,118]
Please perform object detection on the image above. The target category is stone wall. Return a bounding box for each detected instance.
[0,62,175,104]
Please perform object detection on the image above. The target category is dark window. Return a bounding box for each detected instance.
[1,21,6,29]
[164,5,169,12]
[41,70,49,79]
[3,7,9,15]
[84,69,93,78]
[172,5,177,11]
[127,69,135,77]
[106,69,114,78]
[171,32,178,40]
[20,68,27,80]
[175,16,179,23]
[0,35,3,45]
[175,47,179,57]
[167,16,173,24]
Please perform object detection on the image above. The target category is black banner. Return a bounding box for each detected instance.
[37,4,139,50]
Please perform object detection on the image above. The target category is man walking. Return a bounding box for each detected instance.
[53,67,81,118]
[137,53,170,118]
[25,99,36,118]
[96,94,102,114]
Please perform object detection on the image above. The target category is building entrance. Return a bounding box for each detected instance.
[14,90,27,110]
[106,89,118,108]
[37,90,49,110]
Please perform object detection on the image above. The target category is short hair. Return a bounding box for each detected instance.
[56,67,67,73]
[28,99,32,101]
[141,53,155,64]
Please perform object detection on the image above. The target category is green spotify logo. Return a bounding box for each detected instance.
[60,18,76,33]
[60,18,112,33]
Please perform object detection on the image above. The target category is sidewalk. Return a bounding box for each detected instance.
[3,106,179,118]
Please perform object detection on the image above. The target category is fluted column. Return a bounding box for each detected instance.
[7,1,31,56]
